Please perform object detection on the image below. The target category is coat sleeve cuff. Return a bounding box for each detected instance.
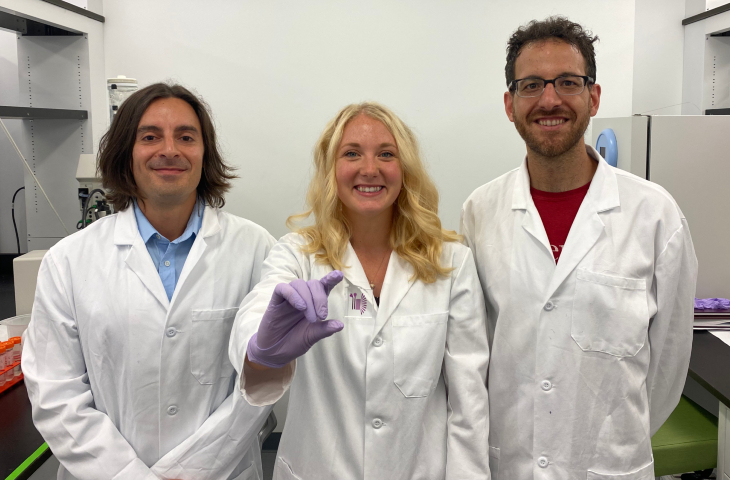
[240,359,296,406]
[111,457,158,480]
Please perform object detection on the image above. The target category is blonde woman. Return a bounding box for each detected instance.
[229,103,490,480]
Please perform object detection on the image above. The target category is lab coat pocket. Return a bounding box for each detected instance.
[190,307,239,385]
[571,269,649,358]
[586,458,654,480]
[488,446,500,479]
[392,312,449,398]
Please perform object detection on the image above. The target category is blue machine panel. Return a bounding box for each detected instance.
[595,128,618,167]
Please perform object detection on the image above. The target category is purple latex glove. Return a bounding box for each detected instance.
[695,297,730,312]
[247,270,345,368]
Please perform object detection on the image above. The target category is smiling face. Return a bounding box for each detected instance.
[504,39,600,158]
[132,97,204,207]
[335,114,403,223]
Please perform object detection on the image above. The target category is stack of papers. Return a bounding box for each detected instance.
[711,330,730,347]
[693,317,730,330]
[694,320,730,330]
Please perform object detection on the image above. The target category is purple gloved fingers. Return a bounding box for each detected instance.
[320,270,344,296]
[304,319,344,348]
[305,279,330,321]
[289,279,319,323]
[256,283,307,350]
[270,282,307,312]
[246,272,346,369]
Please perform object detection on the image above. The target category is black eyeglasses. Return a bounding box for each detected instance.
[509,75,594,98]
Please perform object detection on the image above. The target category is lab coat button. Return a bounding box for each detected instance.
[544,301,555,311]
[538,456,549,468]
[167,405,178,416]
[372,418,383,429]
[166,328,176,338]
[541,380,552,391]
[373,336,383,347]
[164,260,171,267]
[156,234,161,239]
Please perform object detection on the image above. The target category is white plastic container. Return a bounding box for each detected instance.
[108,75,138,123]
[0,314,30,342]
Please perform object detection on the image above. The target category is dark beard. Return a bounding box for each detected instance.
[514,109,590,158]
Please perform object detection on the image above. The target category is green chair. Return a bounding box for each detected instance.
[652,395,718,478]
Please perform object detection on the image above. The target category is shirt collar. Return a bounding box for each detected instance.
[133,198,204,244]
[512,144,619,212]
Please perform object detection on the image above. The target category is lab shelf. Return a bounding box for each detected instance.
[0,8,82,36]
[40,0,105,23]
[683,3,730,26]
[0,106,88,120]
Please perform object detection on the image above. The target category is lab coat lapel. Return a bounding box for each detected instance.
[545,149,621,298]
[114,207,170,310]
[512,158,554,260]
[374,252,415,334]
[170,205,220,306]
[341,243,372,293]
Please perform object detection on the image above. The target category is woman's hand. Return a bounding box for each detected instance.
[246,271,344,369]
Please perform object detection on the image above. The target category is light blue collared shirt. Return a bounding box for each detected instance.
[133,200,204,301]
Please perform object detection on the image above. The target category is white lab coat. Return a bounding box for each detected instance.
[229,234,491,480]
[22,205,276,480]
[460,146,697,480]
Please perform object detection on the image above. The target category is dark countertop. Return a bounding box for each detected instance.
[0,381,48,479]
[689,331,730,408]
[0,259,49,479]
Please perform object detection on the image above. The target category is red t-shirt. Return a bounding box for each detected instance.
[530,182,591,263]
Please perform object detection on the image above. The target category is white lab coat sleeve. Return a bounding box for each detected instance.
[150,375,271,480]
[443,248,491,479]
[22,252,158,480]
[646,219,698,436]
[150,234,277,480]
[229,238,305,407]
[459,205,476,253]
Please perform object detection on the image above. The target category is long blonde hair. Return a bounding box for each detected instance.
[287,102,459,283]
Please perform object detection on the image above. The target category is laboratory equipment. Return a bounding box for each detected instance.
[76,153,112,228]
[594,128,618,167]
[591,115,730,300]
[12,252,47,316]
[107,76,138,123]
[0,320,27,395]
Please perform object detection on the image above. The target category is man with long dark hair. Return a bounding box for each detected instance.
[462,17,697,479]
[22,83,275,480]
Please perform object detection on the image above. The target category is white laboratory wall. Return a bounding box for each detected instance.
[102,0,635,238]
[631,0,686,115]
[707,0,730,9]
[0,30,27,254]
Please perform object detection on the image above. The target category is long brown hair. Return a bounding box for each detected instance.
[98,83,236,210]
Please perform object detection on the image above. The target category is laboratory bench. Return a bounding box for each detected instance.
[0,382,50,480]
[689,331,730,411]
[689,330,730,480]
[0,257,50,480]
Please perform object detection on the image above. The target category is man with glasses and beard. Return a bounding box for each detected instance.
[23,83,274,480]
[461,17,697,480]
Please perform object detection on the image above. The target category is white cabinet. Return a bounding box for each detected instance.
[720,402,730,479]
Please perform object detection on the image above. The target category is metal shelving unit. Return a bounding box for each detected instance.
[0,106,87,120]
